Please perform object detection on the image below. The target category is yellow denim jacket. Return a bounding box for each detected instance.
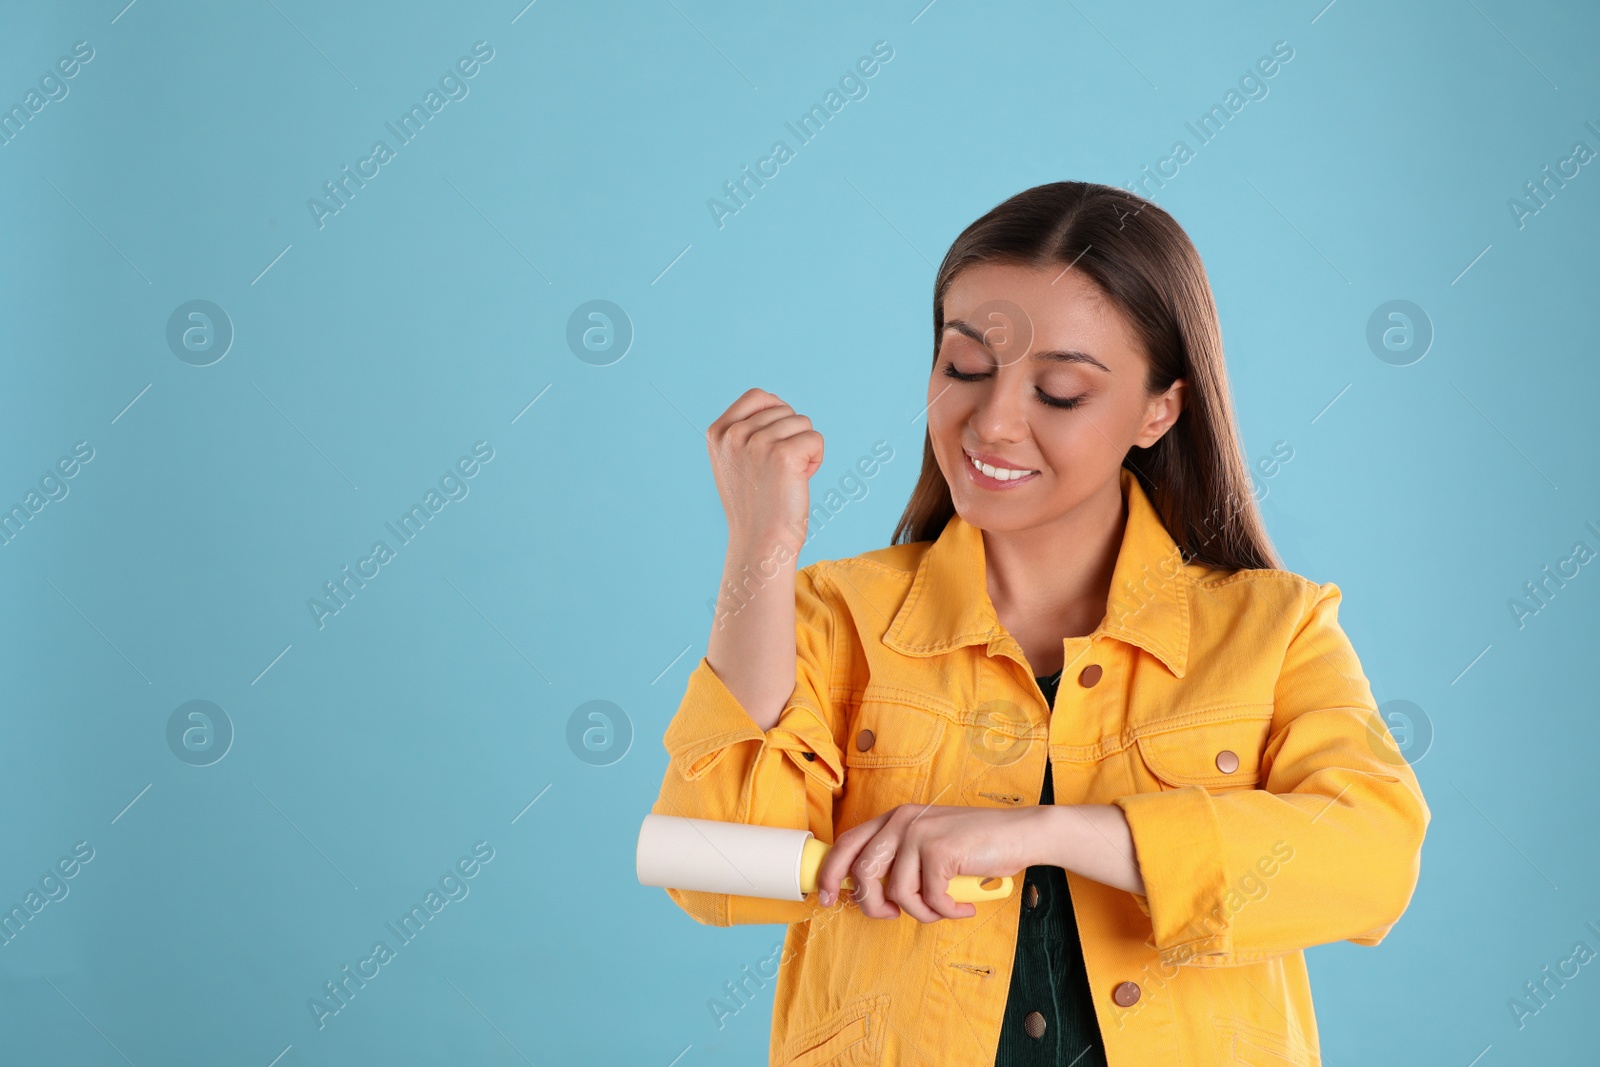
[651,467,1430,1066]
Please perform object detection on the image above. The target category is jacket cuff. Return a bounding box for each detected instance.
[664,656,844,792]
[728,893,822,925]
[1113,785,1234,965]
[664,886,817,927]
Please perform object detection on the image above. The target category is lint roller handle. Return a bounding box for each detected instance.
[798,837,1014,903]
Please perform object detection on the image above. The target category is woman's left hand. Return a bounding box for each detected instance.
[815,803,1041,921]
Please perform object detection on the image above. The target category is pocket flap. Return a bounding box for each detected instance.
[844,697,945,768]
[1134,712,1273,788]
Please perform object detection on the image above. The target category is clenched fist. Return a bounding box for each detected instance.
[706,388,824,560]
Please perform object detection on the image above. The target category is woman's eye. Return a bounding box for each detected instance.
[941,362,986,382]
[1036,390,1083,410]
[941,362,1084,410]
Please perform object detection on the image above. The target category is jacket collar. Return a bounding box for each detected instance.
[882,467,1190,678]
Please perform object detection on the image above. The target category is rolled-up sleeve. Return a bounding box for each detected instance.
[650,563,847,927]
[1113,581,1431,967]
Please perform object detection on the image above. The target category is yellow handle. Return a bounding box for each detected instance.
[798,837,1014,903]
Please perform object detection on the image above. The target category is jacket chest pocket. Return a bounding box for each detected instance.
[1132,710,1274,793]
[838,696,946,833]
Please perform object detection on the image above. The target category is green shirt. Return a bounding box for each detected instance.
[992,670,1109,1067]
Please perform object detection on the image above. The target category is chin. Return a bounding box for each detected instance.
[973,513,1035,535]
[951,497,1032,534]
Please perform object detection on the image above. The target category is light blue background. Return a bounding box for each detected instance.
[1,0,1596,1063]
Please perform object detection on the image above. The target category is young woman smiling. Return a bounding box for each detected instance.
[651,181,1430,1067]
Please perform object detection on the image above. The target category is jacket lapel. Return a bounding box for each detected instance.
[882,467,1189,679]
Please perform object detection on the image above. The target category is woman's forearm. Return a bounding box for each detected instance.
[704,534,798,734]
[1022,802,1147,896]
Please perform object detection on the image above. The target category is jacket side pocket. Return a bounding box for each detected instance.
[781,993,890,1067]
[1211,1014,1319,1066]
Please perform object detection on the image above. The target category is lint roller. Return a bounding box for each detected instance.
[636,813,1015,903]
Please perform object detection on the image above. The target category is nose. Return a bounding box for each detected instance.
[970,368,1031,444]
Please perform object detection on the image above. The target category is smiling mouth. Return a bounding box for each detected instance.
[963,449,1039,484]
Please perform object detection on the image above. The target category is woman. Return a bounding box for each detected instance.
[651,181,1429,1066]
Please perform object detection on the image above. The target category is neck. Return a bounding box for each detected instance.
[981,475,1127,638]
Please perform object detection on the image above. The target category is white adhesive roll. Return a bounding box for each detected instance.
[637,813,813,901]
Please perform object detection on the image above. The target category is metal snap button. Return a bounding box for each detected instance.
[1112,981,1141,1007]
[856,729,875,752]
[1078,664,1103,688]
[1023,1010,1047,1038]
[1215,749,1239,774]
[1024,883,1039,909]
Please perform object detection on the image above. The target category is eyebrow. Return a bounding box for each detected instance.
[942,319,1112,373]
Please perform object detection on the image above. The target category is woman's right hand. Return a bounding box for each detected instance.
[706,388,824,560]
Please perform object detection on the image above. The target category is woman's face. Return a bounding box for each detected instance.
[926,260,1185,534]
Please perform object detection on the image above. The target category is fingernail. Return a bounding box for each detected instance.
[819,889,832,906]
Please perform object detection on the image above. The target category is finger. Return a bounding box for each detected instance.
[716,411,803,469]
[815,840,858,907]
[723,403,798,448]
[744,412,813,447]
[920,862,978,921]
[884,843,942,924]
[768,428,824,478]
[815,818,879,906]
[707,389,787,442]
[850,833,902,920]
[708,409,799,480]
[804,429,823,477]
[707,409,790,468]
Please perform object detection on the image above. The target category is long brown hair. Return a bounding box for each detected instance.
[890,181,1281,573]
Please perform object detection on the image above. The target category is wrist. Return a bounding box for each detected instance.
[726,537,802,578]
[1022,802,1145,895]
[728,521,806,562]
[1018,802,1065,871]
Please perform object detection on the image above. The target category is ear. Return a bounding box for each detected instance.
[1135,379,1185,448]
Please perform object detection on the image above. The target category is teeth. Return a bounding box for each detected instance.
[968,452,1034,481]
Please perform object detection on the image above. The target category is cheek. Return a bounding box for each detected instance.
[1074,392,1133,442]
[926,416,956,467]
[925,408,967,479]
[924,384,963,437]
[1032,413,1117,474]
[1032,411,1090,451]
